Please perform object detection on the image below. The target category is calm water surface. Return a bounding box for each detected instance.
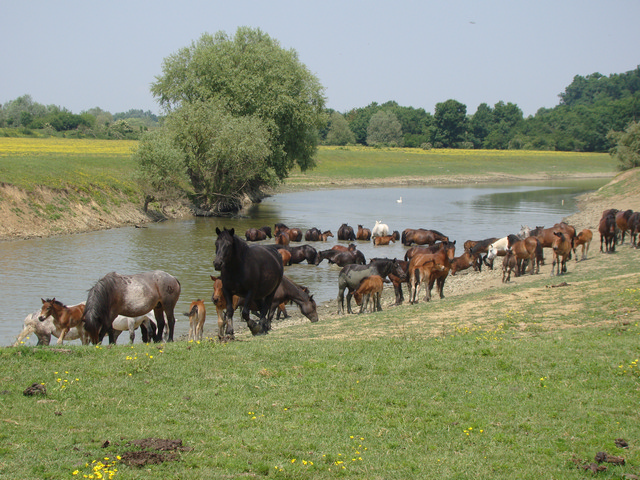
[0,179,606,346]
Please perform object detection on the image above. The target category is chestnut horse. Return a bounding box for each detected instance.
[214,227,283,336]
[401,228,449,246]
[353,275,385,313]
[185,299,206,342]
[373,234,396,246]
[408,257,445,303]
[551,231,572,276]
[357,225,372,241]
[245,226,272,241]
[573,228,593,261]
[506,235,540,275]
[39,298,87,345]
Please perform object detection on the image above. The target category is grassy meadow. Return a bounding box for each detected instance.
[1,244,639,479]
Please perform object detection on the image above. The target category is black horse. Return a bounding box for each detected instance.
[288,244,319,264]
[337,258,405,314]
[213,227,284,336]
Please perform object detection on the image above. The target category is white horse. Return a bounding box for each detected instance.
[14,310,88,346]
[111,314,155,344]
[372,220,389,238]
[485,236,510,269]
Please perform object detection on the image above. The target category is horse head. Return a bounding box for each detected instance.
[214,227,236,271]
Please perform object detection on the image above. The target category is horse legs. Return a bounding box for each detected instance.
[337,287,346,315]
[57,327,69,345]
[346,291,355,314]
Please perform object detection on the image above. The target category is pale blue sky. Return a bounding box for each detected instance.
[2,0,639,117]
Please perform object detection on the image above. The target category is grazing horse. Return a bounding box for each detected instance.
[506,234,539,275]
[288,245,318,264]
[615,209,634,245]
[628,212,640,248]
[39,299,86,345]
[373,234,396,246]
[353,275,385,313]
[450,251,479,275]
[337,258,405,314]
[214,227,283,336]
[337,223,356,241]
[185,299,206,342]
[271,276,318,323]
[401,228,449,246]
[83,270,181,344]
[371,221,389,238]
[573,228,593,260]
[357,225,372,241]
[551,231,572,276]
[15,310,86,346]
[599,212,617,253]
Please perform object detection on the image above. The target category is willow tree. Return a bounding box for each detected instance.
[144,27,327,212]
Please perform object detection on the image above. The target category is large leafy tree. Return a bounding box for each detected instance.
[366,110,404,146]
[608,121,640,170]
[146,27,326,211]
[434,99,467,148]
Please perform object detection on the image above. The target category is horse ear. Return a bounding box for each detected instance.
[216,227,221,235]
[229,228,235,236]
[41,298,45,304]
[210,275,217,281]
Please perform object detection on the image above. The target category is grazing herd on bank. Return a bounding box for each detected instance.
[12,208,640,347]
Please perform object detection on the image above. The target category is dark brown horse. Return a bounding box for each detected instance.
[599,211,617,253]
[288,244,319,264]
[304,227,321,241]
[245,226,272,241]
[275,231,290,246]
[315,249,365,267]
[83,270,181,344]
[214,227,284,336]
[628,212,640,248]
[401,228,449,246]
[337,223,356,241]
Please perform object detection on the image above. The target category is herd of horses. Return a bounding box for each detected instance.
[14,209,640,347]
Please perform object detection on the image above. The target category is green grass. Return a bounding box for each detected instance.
[2,247,640,479]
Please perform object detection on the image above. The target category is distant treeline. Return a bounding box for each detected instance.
[325,66,640,152]
[0,98,159,140]
[2,66,639,151]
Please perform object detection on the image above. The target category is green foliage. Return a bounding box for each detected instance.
[324,112,355,146]
[164,99,273,211]
[149,27,327,211]
[608,121,640,170]
[434,99,467,147]
[366,110,404,146]
[132,129,188,209]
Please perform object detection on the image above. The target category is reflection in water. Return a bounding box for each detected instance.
[0,180,606,346]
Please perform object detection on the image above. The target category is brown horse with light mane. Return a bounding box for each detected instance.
[551,231,572,276]
[39,298,87,345]
[573,228,593,261]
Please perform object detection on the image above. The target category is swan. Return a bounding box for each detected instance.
[397,196,403,203]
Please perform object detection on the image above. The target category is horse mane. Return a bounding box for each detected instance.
[84,272,119,329]
[43,298,65,308]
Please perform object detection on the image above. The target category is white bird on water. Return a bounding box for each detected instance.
[397,196,403,203]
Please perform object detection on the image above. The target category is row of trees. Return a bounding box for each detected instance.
[322,67,640,152]
[0,96,159,139]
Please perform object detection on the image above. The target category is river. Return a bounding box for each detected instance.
[0,179,606,346]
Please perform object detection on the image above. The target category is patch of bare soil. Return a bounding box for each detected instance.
[102,438,188,467]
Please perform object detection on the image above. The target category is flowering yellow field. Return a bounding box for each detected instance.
[0,137,137,157]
